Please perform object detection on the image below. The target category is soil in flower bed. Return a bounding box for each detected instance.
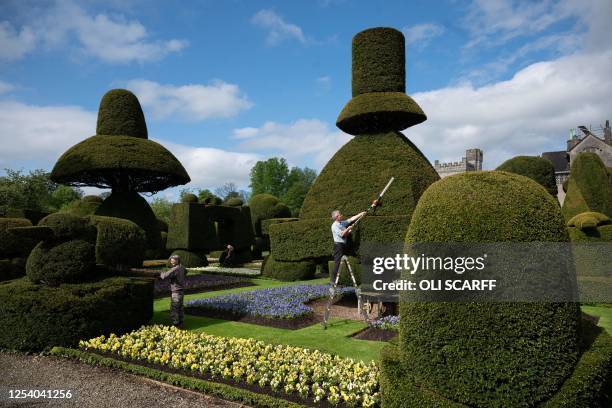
[88,350,347,408]
[352,327,397,342]
[153,273,253,298]
[185,292,364,330]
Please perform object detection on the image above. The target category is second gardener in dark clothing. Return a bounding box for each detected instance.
[158,254,186,329]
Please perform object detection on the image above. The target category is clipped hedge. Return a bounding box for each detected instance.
[88,215,146,268]
[171,249,208,268]
[567,211,611,230]
[568,225,612,242]
[96,89,148,139]
[260,217,298,236]
[563,153,612,220]
[0,217,33,258]
[387,171,580,407]
[262,255,316,281]
[181,193,199,203]
[95,191,161,250]
[0,276,153,351]
[38,212,97,242]
[249,194,291,236]
[26,240,95,285]
[4,208,50,224]
[166,202,216,251]
[226,197,244,207]
[299,132,438,220]
[496,155,557,195]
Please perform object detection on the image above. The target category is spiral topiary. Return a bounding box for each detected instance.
[380,171,582,407]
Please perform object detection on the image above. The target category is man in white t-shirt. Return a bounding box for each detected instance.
[329,209,367,283]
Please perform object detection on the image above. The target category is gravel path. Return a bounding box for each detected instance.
[0,351,248,408]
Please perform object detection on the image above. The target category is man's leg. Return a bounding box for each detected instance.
[171,292,184,327]
[331,243,344,283]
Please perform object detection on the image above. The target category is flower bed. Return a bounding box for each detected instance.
[154,273,251,298]
[80,325,379,407]
[369,316,398,331]
[186,284,353,319]
[188,266,261,277]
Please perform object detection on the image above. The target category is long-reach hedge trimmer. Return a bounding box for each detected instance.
[322,177,395,329]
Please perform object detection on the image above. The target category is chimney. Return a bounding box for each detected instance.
[605,120,611,146]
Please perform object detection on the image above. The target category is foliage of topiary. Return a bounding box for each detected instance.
[327,256,361,286]
[0,258,25,282]
[562,153,612,220]
[496,155,557,195]
[38,212,97,242]
[166,203,217,251]
[380,171,581,407]
[4,209,50,225]
[95,191,161,250]
[182,193,199,203]
[26,240,95,285]
[202,196,223,205]
[83,195,103,204]
[88,215,146,268]
[261,255,316,281]
[0,218,33,258]
[171,249,208,268]
[260,217,299,236]
[300,132,438,219]
[225,197,244,207]
[0,276,153,351]
[567,211,611,230]
[568,225,612,243]
[249,194,292,236]
[96,89,148,139]
[336,27,426,135]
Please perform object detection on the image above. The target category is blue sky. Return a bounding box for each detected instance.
[1,0,611,200]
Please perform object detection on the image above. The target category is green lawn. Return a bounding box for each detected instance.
[581,304,612,334]
[151,277,387,362]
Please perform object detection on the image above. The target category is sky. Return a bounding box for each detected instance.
[0,0,611,200]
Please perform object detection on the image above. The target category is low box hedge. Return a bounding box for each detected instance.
[262,255,316,281]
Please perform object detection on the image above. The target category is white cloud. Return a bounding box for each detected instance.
[0,100,96,167]
[251,9,307,46]
[402,23,444,49]
[0,0,187,63]
[0,80,15,94]
[156,140,261,189]
[0,21,36,61]
[235,119,351,168]
[406,50,612,169]
[125,79,253,121]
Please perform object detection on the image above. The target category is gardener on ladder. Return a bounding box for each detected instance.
[330,201,379,283]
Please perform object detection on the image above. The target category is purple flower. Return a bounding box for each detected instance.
[369,315,399,331]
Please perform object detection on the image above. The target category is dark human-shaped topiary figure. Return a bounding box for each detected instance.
[496,155,557,195]
[562,153,612,221]
[50,89,190,253]
[268,27,438,269]
[379,171,598,407]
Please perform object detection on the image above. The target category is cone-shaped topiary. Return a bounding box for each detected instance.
[249,194,291,236]
[380,171,583,407]
[336,28,426,135]
[562,152,612,220]
[50,89,189,193]
[496,155,557,195]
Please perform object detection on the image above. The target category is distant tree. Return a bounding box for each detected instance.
[249,158,290,198]
[215,182,239,201]
[0,168,82,214]
[197,188,222,204]
[150,197,173,223]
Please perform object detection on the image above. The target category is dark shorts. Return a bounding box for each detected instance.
[331,242,346,283]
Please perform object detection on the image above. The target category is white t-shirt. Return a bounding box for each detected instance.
[331,220,350,244]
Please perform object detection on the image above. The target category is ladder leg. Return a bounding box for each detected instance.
[343,256,369,323]
[322,257,343,329]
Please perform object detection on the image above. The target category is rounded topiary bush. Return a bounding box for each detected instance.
[496,155,557,195]
[181,193,198,203]
[171,250,208,268]
[0,276,153,351]
[562,153,612,220]
[226,197,244,207]
[95,191,161,250]
[0,218,33,258]
[249,194,291,236]
[201,196,223,205]
[38,213,97,242]
[380,171,581,407]
[26,240,95,285]
[262,255,316,281]
[88,215,146,269]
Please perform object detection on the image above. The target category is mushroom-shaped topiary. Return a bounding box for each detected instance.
[562,152,612,221]
[496,155,557,195]
[50,89,190,252]
[336,27,426,135]
[380,171,585,407]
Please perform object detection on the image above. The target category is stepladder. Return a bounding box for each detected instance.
[322,255,370,329]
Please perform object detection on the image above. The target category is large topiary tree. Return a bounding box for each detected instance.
[50,89,190,254]
[267,27,438,278]
[496,155,557,195]
[562,152,612,221]
[380,171,612,407]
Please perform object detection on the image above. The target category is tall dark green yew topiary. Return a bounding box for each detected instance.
[562,152,612,220]
[496,155,557,195]
[50,89,190,254]
[268,27,438,276]
[249,194,291,236]
[379,171,607,407]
